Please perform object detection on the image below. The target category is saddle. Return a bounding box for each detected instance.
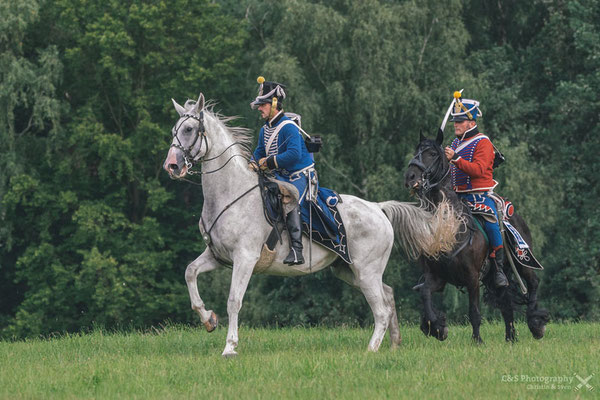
[253,172,352,272]
[254,173,299,273]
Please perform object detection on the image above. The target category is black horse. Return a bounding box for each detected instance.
[404,130,549,343]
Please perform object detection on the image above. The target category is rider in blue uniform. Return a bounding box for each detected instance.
[249,77,315,265]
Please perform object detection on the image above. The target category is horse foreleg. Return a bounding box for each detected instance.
[185,249,222,332]
[419,273,447,340]
[467,282,483,344]
[222,259,255,358]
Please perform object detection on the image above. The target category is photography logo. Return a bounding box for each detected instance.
[574,373,594,392]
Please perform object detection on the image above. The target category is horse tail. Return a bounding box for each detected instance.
[379,199,460,260]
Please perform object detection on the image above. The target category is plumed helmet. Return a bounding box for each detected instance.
[450,91,482,121]
[250,76,287,109]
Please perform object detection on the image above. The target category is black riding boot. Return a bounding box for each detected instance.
[493,247,509,288]
[283,207,305,265]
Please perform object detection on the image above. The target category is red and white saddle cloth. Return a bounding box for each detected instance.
[489,193,544,270]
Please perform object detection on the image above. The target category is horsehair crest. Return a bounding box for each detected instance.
[380,198,460,260]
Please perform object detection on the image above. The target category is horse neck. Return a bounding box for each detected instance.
[200,115,256,213]
[426,172,462,210]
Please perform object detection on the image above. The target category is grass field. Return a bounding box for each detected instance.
[0,322,598,399]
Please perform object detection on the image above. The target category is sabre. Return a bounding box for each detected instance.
[502,230,528,295]
[308,173,313,272]
[309,201,312,272]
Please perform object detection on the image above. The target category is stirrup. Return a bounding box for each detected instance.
[495,270,509,288]
[284,248,304,265]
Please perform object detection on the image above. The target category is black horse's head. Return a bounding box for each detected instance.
[404,129,449,196]
[527,309,550,339]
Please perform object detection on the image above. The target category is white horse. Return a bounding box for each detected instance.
[163,93,458,357]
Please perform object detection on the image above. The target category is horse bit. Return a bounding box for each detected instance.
[170,110,257,259]
[171,111,248,176]
[408,145,450,193]
[410,143,474,257]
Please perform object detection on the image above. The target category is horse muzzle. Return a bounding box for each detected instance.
[166,163,188,179]
[164,148,188,178]
[404,170,421,189]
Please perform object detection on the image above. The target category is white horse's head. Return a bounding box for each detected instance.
[163,93,208,178]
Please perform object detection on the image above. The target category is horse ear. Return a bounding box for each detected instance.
[436,128,444,145]
[193,93,205,113]
[419,129,426,143]
[172,98,186,116]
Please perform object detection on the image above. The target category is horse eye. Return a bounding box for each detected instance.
[186,126,193,132]
[429,151,437,156]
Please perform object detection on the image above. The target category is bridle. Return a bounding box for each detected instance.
[169,108,258,263]
[171,112,208,173]
[408,142,450,194]
[170,111,249,176]
[409,142,473,256]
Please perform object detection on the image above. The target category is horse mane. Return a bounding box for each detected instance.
[183,99,253,160]
[416,138,463,209]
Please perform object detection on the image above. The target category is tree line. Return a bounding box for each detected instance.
[1,0,598,339]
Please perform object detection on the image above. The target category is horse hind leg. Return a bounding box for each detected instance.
[332,264,400,349]
[497,290,517,342]
[360,277,392,352]
[509,215,549,338]
[185,249,222,332]
[383,283,401,348]
[467,283,483,344]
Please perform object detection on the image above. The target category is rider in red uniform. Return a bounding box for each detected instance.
[445,92,509,288]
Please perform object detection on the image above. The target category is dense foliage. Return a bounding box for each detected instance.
[1,0,598,338]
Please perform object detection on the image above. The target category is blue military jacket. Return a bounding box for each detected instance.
[253,111,313,175]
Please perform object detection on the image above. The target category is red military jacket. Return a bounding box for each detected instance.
[450,131,497,192]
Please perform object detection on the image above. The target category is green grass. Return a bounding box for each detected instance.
[0,322,598,399]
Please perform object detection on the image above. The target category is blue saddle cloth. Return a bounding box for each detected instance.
[274,169,351,264]
[300,187,352,264]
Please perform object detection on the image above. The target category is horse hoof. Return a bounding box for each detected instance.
[221,350,238,358]
[472,336,484,345]
[437,326,448,341]
[203,311,218,332]
[505,334,518,343]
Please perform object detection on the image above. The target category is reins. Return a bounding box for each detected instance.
[410,141,475,257]
[408,143,451,194]
[171,112,250,176]
[171,113,208,170]
[199,183,259,245]
[170,109,257,256]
